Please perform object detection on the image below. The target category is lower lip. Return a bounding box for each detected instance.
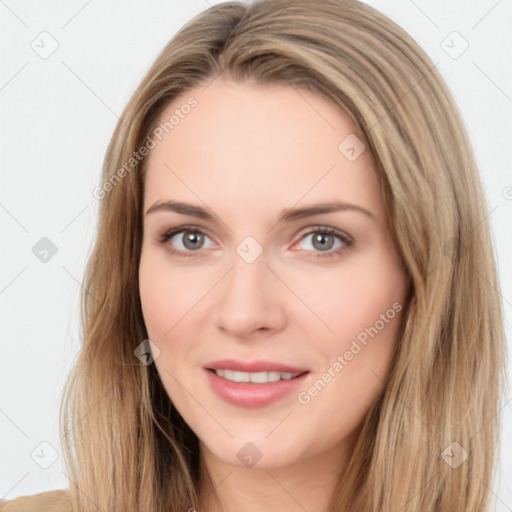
[205,369,309,408]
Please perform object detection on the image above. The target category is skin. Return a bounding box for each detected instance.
[139,79,410,512]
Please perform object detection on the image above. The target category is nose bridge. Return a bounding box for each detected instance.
[214,247,285,337]
[226,232,271,292]
[224,248,271,308]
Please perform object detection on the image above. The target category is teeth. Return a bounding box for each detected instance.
[214,369,301,383]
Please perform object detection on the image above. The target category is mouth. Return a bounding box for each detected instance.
[204,365,311,408]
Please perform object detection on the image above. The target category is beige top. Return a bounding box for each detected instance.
[0,490,71,512]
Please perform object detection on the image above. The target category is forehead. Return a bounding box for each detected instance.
[143,80,383,222]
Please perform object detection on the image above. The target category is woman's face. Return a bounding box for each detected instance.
[139,79,409,470]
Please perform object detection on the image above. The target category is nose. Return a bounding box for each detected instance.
[213,251,287,340]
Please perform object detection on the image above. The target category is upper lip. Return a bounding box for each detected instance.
[204,359,309,374]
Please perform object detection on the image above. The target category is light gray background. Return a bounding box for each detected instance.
[1,0,511,508]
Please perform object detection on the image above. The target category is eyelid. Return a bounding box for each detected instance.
[295,225,352,244]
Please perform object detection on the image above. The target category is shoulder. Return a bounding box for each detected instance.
[0,489,71,512]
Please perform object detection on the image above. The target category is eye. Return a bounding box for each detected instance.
[155,225,352,259]
[292,227,352,258]
[156,226,215,258]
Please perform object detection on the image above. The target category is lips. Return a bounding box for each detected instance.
[203,358,309,374]
[204,367,310,408]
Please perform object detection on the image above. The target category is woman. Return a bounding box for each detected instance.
[2,0,505,510]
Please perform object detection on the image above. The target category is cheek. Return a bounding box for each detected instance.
[138,254,202,400]
[297,249,407,405]
[139,261,172,338]
[296,276,406,440]
[139,251,210,339]
[298,255,406,345]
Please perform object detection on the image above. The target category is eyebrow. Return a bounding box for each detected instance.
[145,200,375,223]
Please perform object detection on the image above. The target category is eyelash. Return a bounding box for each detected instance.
[155,225,353,259]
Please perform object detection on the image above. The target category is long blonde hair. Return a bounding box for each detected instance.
[59,1,507,510]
